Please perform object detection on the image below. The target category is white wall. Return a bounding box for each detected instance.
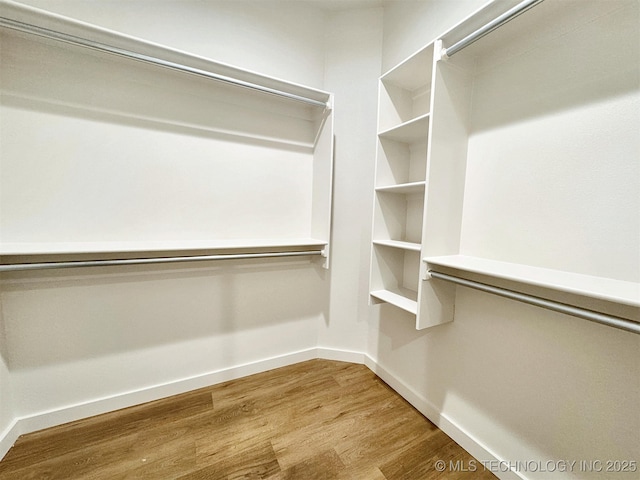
[319,6,383,353]
[371,1,640,479]
[381,0,488,71]
[461,0,640,283]
[4,262,327,413]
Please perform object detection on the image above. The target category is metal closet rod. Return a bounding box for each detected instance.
[0,16,328,109]
[444,0,545,57]
[0,250,323,272]
[429,271,640,335]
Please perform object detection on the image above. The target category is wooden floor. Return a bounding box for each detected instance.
[0,360,496,479]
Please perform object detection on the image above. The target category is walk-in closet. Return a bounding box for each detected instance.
[1,0,638,479]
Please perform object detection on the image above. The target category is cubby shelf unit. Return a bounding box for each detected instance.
[369,42,437,324]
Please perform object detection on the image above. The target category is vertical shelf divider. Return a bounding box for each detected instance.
[414,39,472,329]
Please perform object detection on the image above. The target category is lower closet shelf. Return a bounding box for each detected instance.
[425,255,640,308]
[370,288,418,315]
[0,238,329,272]
[425,255,640,334]
[0,238,327,256]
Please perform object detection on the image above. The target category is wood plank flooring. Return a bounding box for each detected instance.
[0,360,496,479]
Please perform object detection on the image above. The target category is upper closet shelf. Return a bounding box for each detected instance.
[0,0,333,149]
[378,114,430,143]
[425,255,640,308]
[0,0,330,108]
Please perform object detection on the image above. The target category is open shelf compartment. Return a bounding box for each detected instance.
[378,44,435,132]
[373,191,424,246]
[370,245,420,315]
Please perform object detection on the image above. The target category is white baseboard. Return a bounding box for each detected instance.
[1,347,518,480]
[0,418,21,463]
[316,346,367,364]
[364,355,524,480]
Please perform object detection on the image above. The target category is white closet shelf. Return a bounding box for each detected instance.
[370,288,418,315]
[375,181,425,194]
[378,114,430,143]
[0,0,331,110]
[380,45,435,92]
[424,255,640,308]
[0,239,327,257]
[373,240,421,252]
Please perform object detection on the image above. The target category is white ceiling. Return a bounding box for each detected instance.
[291,0,385,11]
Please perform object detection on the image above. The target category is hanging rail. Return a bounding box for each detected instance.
[444,0,545,57]
[0,16,329,109]
[0,250,324,272]
[428,270,640,335]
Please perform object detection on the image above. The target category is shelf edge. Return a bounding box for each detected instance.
[375,181,426,194]
[372,240,421,252]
